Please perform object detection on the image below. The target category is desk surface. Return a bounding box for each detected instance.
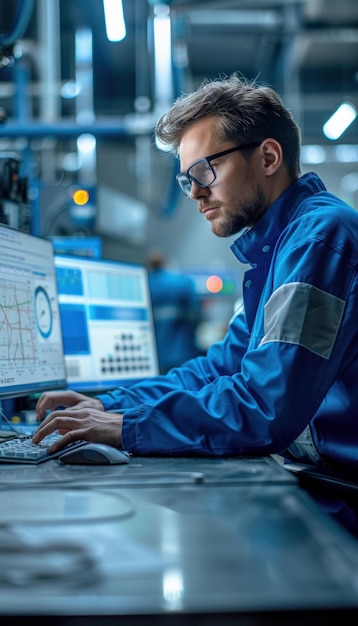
[0,456,358,625]
[0,453,295,487]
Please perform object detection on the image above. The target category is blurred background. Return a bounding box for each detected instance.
[0,0,357,345]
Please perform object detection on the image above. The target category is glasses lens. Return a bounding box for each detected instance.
[189,159,215,188]
[176,173,192,197]
[176,158,216,197]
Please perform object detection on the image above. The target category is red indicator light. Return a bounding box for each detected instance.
[206,275,223,293]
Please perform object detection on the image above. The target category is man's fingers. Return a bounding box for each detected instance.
[32,411,81,444]
[35,391,89,420]
[48,429,87,453]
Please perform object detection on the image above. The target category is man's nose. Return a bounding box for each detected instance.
[190,181,209,200]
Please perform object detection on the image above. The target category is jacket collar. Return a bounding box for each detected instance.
[230,172,327,266]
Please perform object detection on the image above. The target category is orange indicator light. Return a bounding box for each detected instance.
[73,189,90,205]
[206,275,223,293]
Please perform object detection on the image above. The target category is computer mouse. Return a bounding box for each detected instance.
[59,443,130,465]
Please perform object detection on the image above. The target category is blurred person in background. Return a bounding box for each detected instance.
[147,250,201,373]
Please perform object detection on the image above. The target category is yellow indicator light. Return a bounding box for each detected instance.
[73,189,90,205]
[206,275,223,294]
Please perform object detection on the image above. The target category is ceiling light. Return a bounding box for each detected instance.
[103,0,126,42]
[323,102,357,140]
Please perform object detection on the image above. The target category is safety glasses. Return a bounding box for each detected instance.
[176,142,261,197]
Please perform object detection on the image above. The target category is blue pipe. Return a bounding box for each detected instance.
[0,119,143,138]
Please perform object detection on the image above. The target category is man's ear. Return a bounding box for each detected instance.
[261,138,282,175]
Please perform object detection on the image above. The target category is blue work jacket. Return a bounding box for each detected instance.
[97,173,358,471]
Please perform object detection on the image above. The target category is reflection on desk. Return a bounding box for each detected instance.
[0,456,358,624]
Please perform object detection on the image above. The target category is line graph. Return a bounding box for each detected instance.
[0,278,38,367]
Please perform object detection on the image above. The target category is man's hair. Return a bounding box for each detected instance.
[155,74,301,178]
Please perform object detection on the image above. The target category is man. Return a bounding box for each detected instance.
[33,75,358,474]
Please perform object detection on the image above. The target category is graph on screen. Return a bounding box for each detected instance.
[0,225,66,398]
[1,279,36,365]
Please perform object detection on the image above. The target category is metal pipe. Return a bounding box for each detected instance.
[37,0,61,122]
[0,118,154,138]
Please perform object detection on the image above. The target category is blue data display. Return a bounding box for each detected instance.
[89,305,149,322]
[56,267,84,296]
[59,304,90,355]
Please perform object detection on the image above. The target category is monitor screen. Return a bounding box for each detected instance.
[50,236,102,258]
[55,255,159,393]
[0,225,67,399]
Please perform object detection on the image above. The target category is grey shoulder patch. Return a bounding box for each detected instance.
[259,282,345,359]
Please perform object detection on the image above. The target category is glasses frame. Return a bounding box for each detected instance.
[176,142,261,197]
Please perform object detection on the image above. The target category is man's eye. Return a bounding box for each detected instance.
[193,163,210,176]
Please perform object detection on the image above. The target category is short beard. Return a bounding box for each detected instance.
[214,186,268,238]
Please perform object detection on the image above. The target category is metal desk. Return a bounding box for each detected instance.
[0,456,358,625]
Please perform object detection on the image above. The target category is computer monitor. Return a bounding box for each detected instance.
[50,236,102,258]
[0,224,67,399]
[54,255,159,393]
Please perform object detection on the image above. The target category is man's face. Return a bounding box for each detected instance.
[178,116,268,237]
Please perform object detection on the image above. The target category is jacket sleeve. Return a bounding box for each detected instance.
[96,308,249,410]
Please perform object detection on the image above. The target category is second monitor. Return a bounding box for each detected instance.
[55,255,159,393]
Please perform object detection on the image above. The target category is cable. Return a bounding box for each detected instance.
[0,406,25,438]
[0,0,35,48]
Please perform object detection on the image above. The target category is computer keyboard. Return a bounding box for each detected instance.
[0,432,86,464]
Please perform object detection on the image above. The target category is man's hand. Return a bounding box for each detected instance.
[36,390,104,421]
[33,391,123,453]
[32,406,124,453]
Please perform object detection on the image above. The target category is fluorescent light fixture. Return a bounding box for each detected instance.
[103,0,126,42]
[323,102,357,140]
[153,5,172,104]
